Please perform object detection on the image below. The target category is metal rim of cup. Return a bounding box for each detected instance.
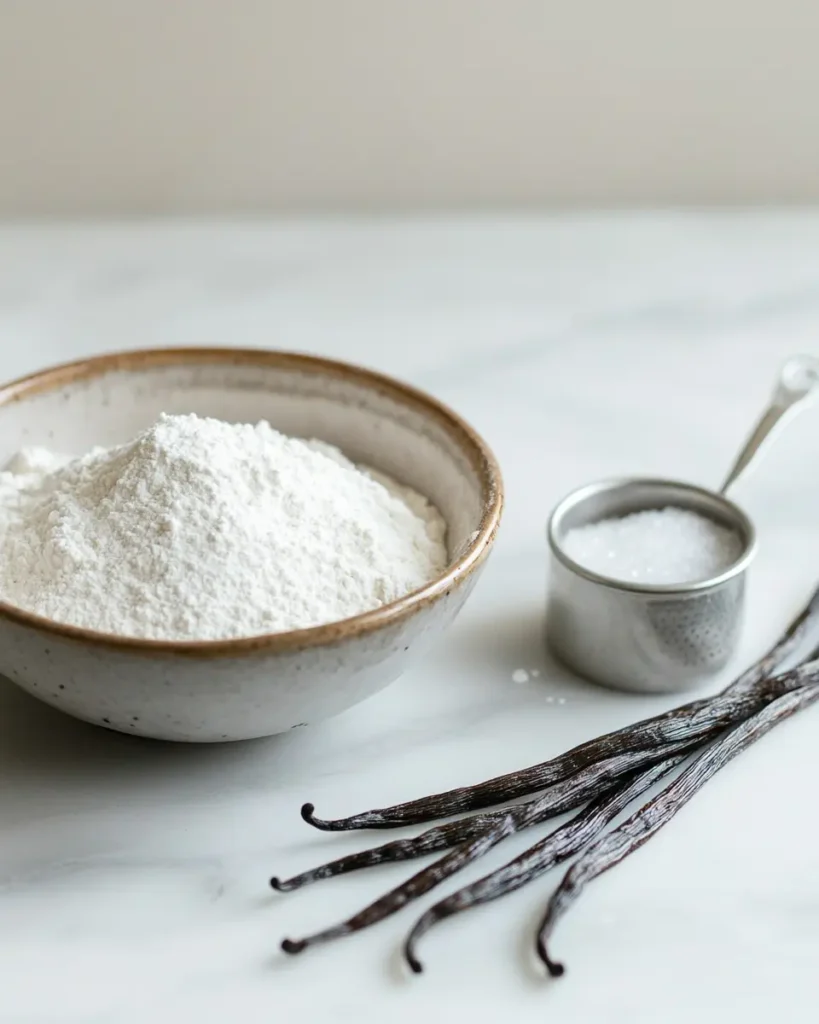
[547,477,758,597]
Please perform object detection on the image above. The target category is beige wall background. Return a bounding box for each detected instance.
[2,0,819,214]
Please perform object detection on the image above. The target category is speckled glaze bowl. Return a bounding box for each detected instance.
[0,348,503,742]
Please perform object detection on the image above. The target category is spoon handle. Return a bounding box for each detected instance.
[720,354,819,494]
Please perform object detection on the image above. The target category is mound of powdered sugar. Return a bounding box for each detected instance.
[0,413,448,640]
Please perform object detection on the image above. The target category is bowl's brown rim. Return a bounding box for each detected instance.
[0,346,504,658]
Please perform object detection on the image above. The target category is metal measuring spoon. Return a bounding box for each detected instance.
[546,354,819,694]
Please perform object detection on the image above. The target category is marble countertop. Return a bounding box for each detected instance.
[3,215,819,1023]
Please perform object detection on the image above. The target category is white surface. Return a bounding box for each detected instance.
[3,214,819,1023]
[3,2,819,212]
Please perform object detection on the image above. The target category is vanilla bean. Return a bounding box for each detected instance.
[402,753,685,973]
[536,675,819,977]
[726,585,819,695]
[271,811,507,891]
[279,657,819,962]
[281,815,517,955]
[279,740,698,953]
[301,672,811,832]
[301,587,819,833]
[276,587,819,975]
[273,743,696,893]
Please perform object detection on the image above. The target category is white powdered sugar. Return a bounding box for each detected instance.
[0,413,448,640]
[563,507,742,585]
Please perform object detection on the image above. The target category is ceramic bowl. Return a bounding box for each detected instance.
[0,348,503,742]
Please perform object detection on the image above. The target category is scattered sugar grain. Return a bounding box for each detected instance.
[512,668,530,684]
[563,507,742,585]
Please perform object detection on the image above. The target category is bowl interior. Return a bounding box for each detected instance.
[0,350,495,570]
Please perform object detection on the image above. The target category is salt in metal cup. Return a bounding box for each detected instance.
[546,355,819,694]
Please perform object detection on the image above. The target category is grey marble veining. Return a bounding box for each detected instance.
[2,215,819,1023]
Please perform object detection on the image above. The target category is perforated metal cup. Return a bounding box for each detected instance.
[547,479,755,693]
[546,355,819,694]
